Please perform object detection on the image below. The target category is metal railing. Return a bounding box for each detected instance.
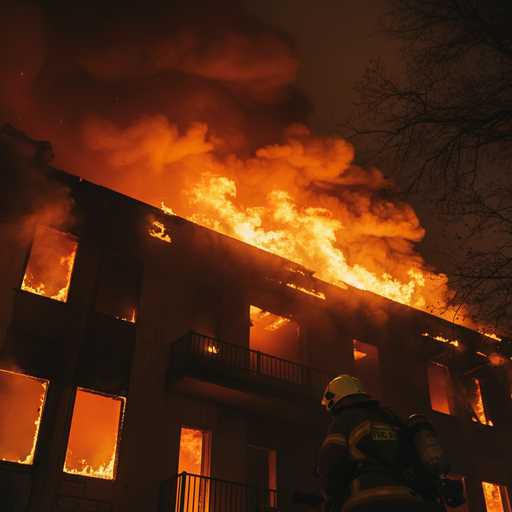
[159,472,311,512]
[169,331,335,392]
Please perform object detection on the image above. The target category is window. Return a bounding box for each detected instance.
[178,427,211,512]
[94,252,142,322]
[353,340,382,400]
[466,377,492,425]
[178,427,211,477]
[21,226,78,302]
[249,306,300,363]
[0,369,48,465]
[482,482,511,512]
[426,362,457,416]
[63,389,125,480]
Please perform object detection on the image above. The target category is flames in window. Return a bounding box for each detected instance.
[21,226,78,302]
[63,389,125,480]
[482,482,510,512]
[0,370,48,465]
[467,378,492,426]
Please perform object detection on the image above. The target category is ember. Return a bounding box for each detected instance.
[422,333,459,347]
[21,226,78,302]
[63,389,124,480]
[0,370,47,465]
[149,220,171,243]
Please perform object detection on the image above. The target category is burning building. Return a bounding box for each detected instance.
[1,125,512,512]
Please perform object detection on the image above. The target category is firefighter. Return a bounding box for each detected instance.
[316,375,441,512]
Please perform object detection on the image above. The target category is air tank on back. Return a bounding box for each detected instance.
[405,414,450,479]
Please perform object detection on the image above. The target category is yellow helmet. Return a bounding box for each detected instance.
[322,375,367,411]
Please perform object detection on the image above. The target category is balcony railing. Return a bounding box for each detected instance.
[159,472,311,512]
[168,331,336,396]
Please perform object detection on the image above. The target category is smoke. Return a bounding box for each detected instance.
[0,0,447,309]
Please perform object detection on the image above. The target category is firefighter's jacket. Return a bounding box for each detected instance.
[317,402,433,511]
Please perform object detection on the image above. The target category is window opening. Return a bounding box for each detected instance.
[249,306,300,363]
[94,252,142,322]
[0,369,48,465]
[447,474,470,512]
[21,226,77,302]
[353,340,382,400]
[426,362,457,416]
[482,482,511,512]
[466,377,492,425]
[63,389,125,480]
[178,427,211,512]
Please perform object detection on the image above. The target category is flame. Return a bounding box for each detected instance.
[482,482,505,512]
[354,349,367,360]
[116,309,136,323]
[178,173,434,309]
[149,220,171,243]
[265,316,291,332]
[285,283,326,299]
[422,333,459,347]
[21,227,77,302]
[0,370,48,465]
[481,332,502,342]
[469,378,492,426]
[63,390,124,480]
[207,346,219,354]
[179,428,203,473]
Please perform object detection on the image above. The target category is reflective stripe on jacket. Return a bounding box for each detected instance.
[317,403,429,511]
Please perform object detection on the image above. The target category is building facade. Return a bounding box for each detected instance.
[0,126,511,512]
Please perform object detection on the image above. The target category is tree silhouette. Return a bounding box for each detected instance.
[344,0,512,335]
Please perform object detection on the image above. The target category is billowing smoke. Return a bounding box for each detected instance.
[0,0,448,310]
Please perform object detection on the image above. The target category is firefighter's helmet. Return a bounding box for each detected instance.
[322,375,368,411]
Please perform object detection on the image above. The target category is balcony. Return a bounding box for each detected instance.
[159,472,310,512]
[167,332,335,419]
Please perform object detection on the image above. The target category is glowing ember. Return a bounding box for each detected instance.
[480,332,502,341]
[64,389,124,480]
[476,352,487,358]
[149,220,171,243]
[422,333,459,347]
[21,226,78,302]
[266,317,291,332]
[0,370,48,465]
[482,482,506,512]
[285,283,326,299]
[116,310,136,323]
